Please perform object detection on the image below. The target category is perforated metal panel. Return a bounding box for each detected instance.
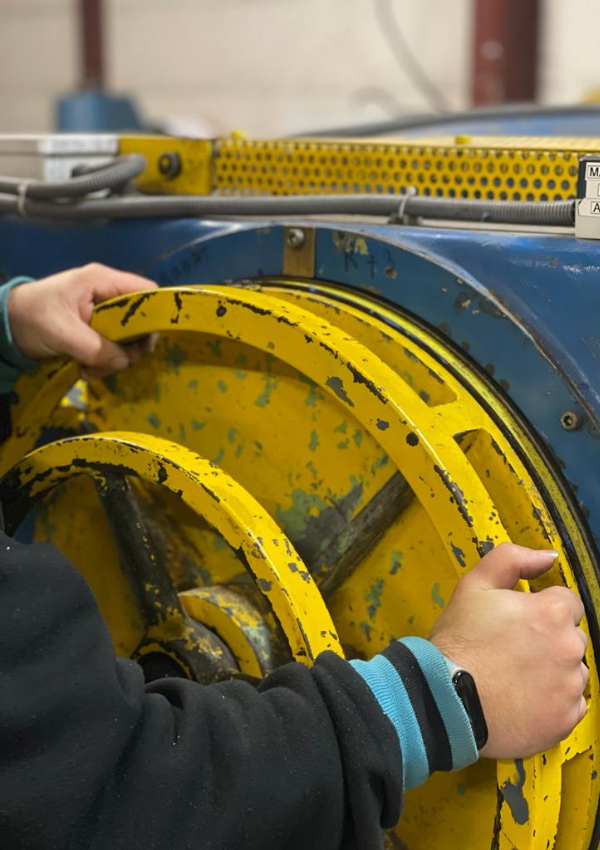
[212,136,600,201]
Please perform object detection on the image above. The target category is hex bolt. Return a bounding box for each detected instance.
[560,410,583,431]
[158,152,182,180]
[286,228,306,249]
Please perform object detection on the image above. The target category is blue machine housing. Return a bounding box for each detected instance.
[0,216,598,555]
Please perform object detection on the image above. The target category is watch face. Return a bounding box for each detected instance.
[452,670,489,750]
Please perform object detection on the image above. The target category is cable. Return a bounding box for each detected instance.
[0,154,146,200]
[0,191,575,227]
[298,102,600,138]
[374,0,451,113]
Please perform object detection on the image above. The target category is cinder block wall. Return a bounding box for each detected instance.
[0,0,596,136]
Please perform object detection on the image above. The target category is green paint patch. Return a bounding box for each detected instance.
[370,453,389,475]
[164,343,188,375]
[431,582,446,608]
[235,352,248,367]
[337,439,349,449]
[352,429,363,447]
[358,621,372,642]
[212,535,229,552]
[217,380,228,393]
[306,460,318,480]
[146,412,161,429]
[102,373,120,395]
[254,374,279,407]
[191,419,205,431]
[365,578,385,621]
[228,427,239,444]
[334,421,347,434]
[188,379,199,389]
[309,430,319,452]
[234,369,247,380]
[178,423,186,443]
[457,784,466,796]
[235,443,243,458]
[207,339,222,358]
[304,382,318,407]
[390,550,403,575]
[276,489,328,541]
[212,447,225,465]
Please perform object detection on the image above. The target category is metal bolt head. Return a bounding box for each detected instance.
[286,228,306,249]
[158,152,182,180]
[560,410,583,431]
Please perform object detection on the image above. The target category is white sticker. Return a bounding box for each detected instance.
[578,198,600,216]
[586,162,600,181]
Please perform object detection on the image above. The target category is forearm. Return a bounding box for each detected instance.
[0,534,402,850]
[0,277,36,393]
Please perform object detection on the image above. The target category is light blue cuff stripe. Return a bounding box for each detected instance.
[350,654,429,789]
[0,278,38,392]
[401,636,478,772]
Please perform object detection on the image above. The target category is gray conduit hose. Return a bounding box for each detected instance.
[0,191,576,226]
[0,154,146,199]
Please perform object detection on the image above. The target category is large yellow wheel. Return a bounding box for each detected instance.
[1,284,598,850]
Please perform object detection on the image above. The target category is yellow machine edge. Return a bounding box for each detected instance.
[120,133,600,202]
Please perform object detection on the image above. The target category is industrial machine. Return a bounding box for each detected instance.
[0,131,599,849]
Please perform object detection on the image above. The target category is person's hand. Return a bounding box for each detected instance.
[430,543,588,759]
[8,263,158,377]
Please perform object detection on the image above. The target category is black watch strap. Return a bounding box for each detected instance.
[451,668,489,750]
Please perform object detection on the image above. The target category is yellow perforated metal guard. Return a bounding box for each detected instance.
[210,135,600,201]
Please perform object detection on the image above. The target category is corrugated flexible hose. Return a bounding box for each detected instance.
[0,155,576,226]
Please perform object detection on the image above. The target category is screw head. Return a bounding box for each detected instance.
[560,410,583,431]
[158,152,182,180]
[286,228,305,249]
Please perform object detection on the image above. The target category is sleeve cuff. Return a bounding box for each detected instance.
[0,278,38,387]
[350,636,478,790]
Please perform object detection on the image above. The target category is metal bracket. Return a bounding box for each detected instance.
[283,226,315,278]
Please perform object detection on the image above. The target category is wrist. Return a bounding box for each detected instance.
[350,636,479,791]
[0,278,38,371]
[442,656,489,751]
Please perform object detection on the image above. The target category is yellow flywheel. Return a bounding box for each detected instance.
[0,284,598,850]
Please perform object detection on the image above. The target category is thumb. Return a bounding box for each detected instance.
[61,320,130,373]
[463,542,559,591]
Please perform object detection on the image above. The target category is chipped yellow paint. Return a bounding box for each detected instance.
[119,136,213,195]
[114,133,600,201]
[332,232,369,256]
[2,282,599,849]
[212,134,597,201]
[3,432,341,665]
[261,280,600,850]
[181,586,272,678]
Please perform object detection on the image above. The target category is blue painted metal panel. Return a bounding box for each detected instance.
[0,214,598,550]
[401,112,600,138]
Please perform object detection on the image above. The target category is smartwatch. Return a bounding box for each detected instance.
[448,665,489,750]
